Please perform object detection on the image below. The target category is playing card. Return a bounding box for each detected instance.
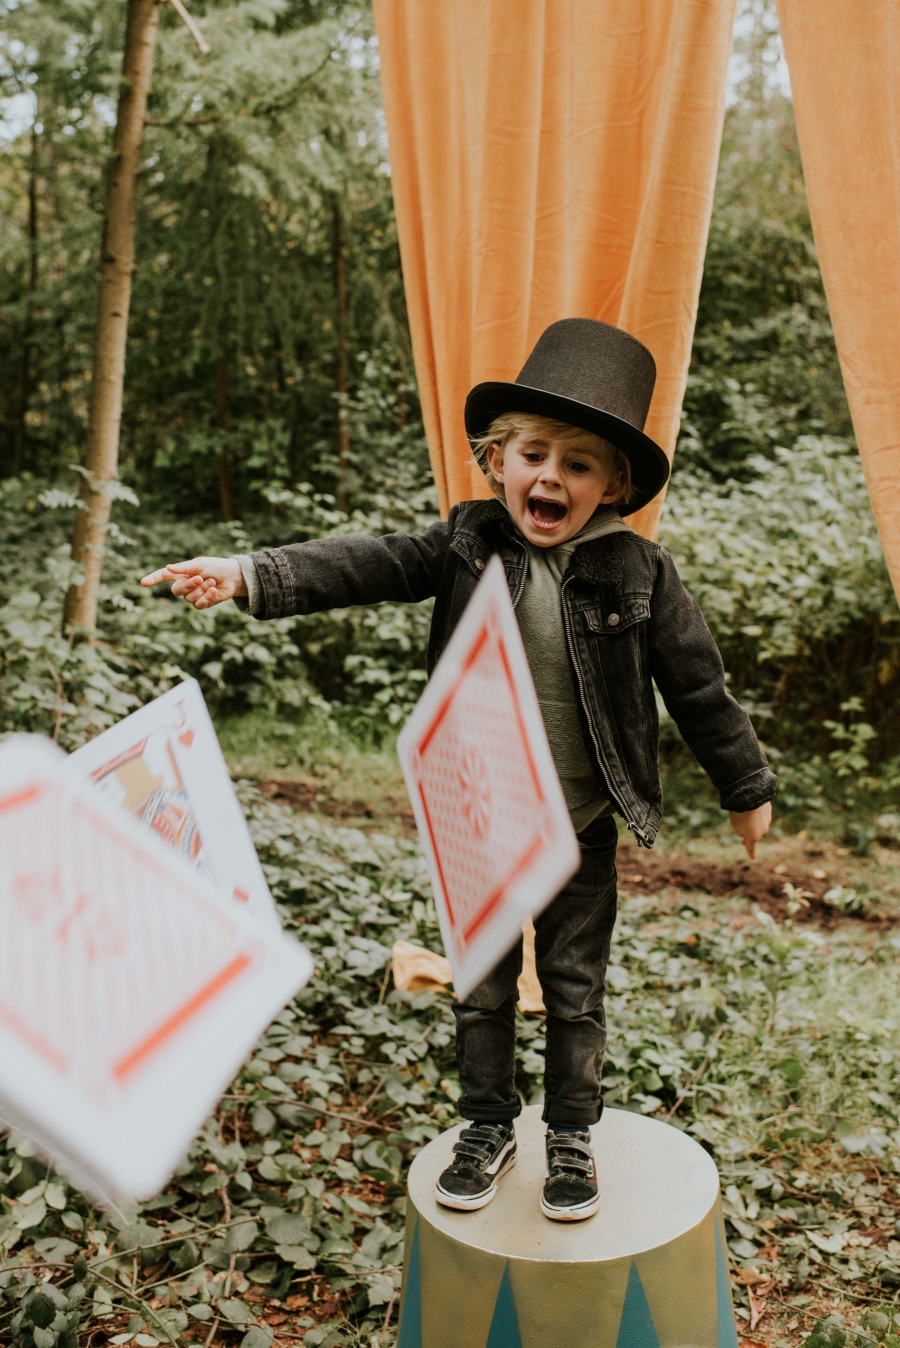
[70,679,278,929]
[0,735,313,1199]
[397,555,580,1001]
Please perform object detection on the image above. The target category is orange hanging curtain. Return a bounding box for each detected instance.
[373,0,737,540]
[777,0,900,600]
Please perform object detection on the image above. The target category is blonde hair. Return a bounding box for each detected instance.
[469,412,634,505]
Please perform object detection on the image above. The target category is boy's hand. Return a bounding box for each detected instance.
[140,557,247,610]
[729,801,772,860]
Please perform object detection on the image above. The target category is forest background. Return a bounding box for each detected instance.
[3,4,900,1348]
[1,0,898,833]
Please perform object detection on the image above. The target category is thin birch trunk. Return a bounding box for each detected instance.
[215,326,233,520]
[63,0,161,636]
[332,196,350,510]
[14,121,40,475]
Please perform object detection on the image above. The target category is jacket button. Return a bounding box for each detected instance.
[475,558,485,572]
[607,612,621,627]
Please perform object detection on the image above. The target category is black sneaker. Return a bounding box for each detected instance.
[540,1129,600,1221]
[435,1123,517,1211]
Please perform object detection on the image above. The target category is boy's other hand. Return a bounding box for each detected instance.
[140,556,247,610]
[729,801,772,860]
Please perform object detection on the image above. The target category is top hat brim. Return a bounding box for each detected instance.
[465,381,670,517]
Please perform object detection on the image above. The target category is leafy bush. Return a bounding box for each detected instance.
[5,428,898,799]
[6,787,900,1340]
[660,436,900,809]
[0,471,434,750]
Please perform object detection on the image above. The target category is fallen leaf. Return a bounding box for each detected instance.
[749,1283,773,1330]
[733,1268,773,1287]
[808,1231,847,1253]
[218,1299,255,1325]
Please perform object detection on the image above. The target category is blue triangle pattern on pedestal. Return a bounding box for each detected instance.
[397,1218,422,1348]
[615,1261,660,1348]
[486,1264,523,1348]
[716,1220,739,1348]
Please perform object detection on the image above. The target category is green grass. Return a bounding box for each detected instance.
[216,708,409,813]
[6,716,900,1348]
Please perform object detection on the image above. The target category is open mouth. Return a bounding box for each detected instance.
[527,496,568,528]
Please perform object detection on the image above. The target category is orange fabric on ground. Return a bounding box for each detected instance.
[391,934,545,1011]
[373,0,736,539]
[778,1,900,598]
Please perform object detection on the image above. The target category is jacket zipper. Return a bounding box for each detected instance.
[505,535,528,609]
[560,575,652,847]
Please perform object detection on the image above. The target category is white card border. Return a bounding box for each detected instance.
[70,679,278,930]
[397,555,580,1000]
[0,735,312,1199]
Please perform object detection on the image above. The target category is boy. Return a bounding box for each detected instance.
[142,319,774,1223]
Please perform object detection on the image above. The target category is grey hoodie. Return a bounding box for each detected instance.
[514,506,630,831]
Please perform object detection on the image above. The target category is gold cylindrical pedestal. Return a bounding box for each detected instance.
[397,1105,737,1348]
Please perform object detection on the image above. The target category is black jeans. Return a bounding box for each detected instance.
[453,815,618,1129]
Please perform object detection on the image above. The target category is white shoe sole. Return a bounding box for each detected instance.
[434,1150,517,1211]
[540,1189,601,1222]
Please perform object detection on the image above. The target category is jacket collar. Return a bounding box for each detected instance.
[569,532,628,586]
[451,499,515,564]
[456,497,628,586]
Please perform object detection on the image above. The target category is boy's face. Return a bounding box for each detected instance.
[486,429,622,548]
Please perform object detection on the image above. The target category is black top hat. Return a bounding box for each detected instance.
[465,318,669,516]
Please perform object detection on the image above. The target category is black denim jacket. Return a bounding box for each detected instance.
[248,499,775,847]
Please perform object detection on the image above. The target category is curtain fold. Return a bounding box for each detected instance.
[374,0,737,539]
[777,0,900,599]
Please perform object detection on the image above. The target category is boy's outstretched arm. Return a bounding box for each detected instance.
[142,515,454,618]
[140,556,247,610]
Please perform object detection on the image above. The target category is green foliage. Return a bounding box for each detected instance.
[4,429,898,782]
[803,1323,849,1348]
[0,0,412,520]
[0,424,436,748]
[799,1315,900,1348]
[4,786,900,1341]
[2,0,896,785]
[4,0,900,1343]
[681,2,852,479]
[660,438,900,774]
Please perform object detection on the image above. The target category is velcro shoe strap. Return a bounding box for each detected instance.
[548,1136,592,1156]
[452,1141,493,1163]
[548,1137,593,1164]
[550,1153,593,1174]
[461,1127,505,1144]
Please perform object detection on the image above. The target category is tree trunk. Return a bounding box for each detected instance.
[215,327,233,521]
[332,196,350,510]
[14,121,40,476]
[63,0,161,636]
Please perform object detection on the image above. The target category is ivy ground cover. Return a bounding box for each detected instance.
[4,785,900,1348]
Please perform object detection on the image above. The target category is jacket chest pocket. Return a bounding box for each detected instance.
[582,595,650,636]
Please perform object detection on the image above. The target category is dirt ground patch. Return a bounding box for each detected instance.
[260,777,417,830]
[260,776,900,929]
[616,849,896,928]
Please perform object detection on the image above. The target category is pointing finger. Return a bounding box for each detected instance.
[140,560,203,586]
[141,567,178,587]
